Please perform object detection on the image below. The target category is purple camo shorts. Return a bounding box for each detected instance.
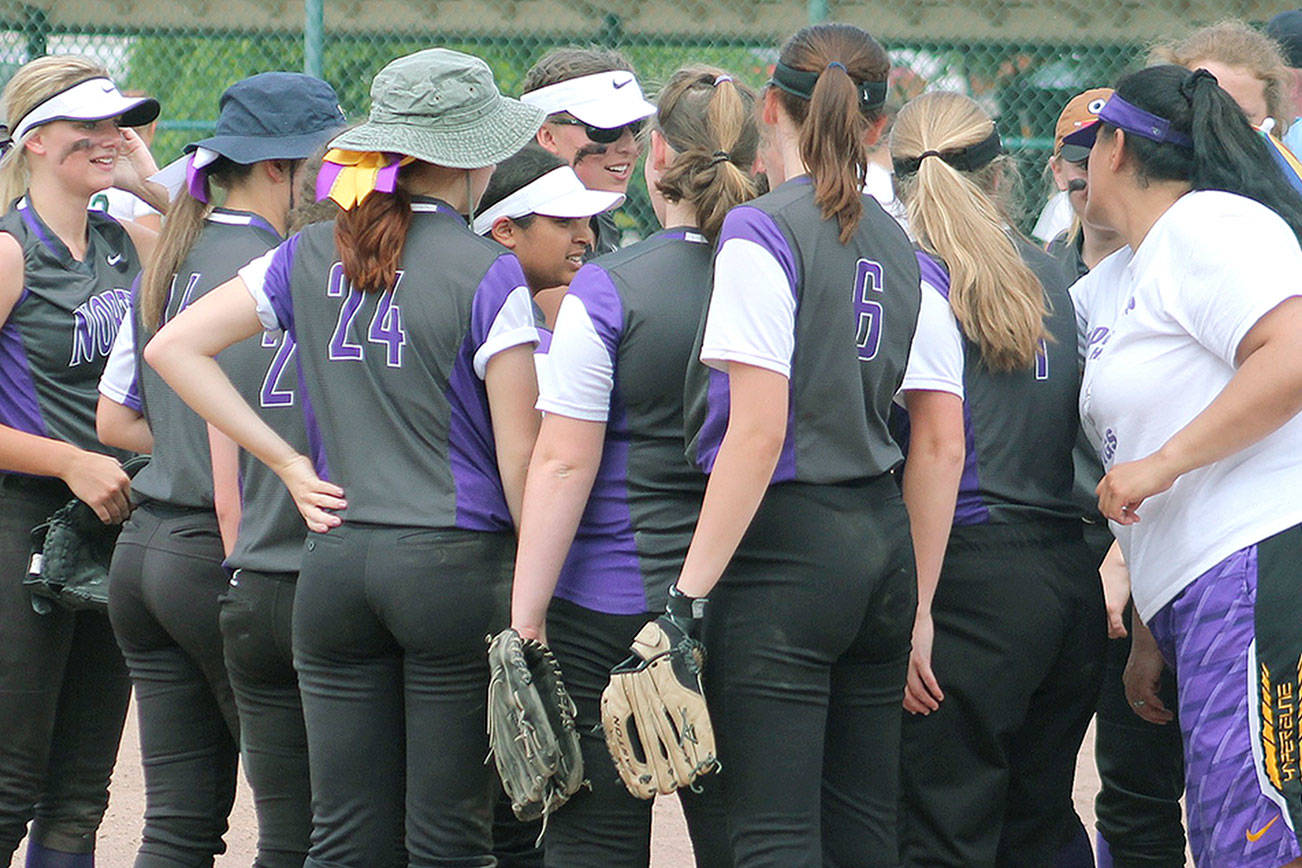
[1148,544,1302,868]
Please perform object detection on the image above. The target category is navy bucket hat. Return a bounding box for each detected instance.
[186,71,346,164]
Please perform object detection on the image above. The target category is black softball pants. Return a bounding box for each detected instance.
[703,476,917,868]
[542,596,732,868]
[899,519,1106,868]
[108,502,240,868]
[0,475,132,859]
[293,523,513,868]
[220,569,312,868]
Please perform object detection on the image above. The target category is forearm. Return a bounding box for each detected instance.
[0,425,81,478]
[96,396,153,454]
[901,448,962,617]
[511,445,601,634]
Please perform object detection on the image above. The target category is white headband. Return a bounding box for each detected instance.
[474,165,624,236]
[521,70,656,129]
[12,77,158,143]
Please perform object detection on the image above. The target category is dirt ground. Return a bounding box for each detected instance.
[11,707,1112,867]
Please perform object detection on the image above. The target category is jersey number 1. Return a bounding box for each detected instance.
[853,259,885,362]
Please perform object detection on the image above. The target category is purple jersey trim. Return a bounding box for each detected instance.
[567,264,623,363]
[293,350,330,482]
[470,254,529,348]
[911,252,988,525]
[263,235,300,333]
[719,206,799,297]
[0,318,47,435]
[17,200,56,254]
[535,327,552,355]
[553,392,645,614]
[694,366,730,473]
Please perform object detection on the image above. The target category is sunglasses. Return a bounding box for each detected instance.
[550,117,644,144]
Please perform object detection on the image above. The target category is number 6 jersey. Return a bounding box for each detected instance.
[239,197,539,530]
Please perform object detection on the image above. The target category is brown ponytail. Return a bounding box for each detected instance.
[891,91,1048,371]
[334,174,412,294]
[655,66,759,241]
[774,24,889,243]
[140,157,254,332]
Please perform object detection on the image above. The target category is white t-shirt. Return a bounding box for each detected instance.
[1072,190,1302,621]
[89,187,160,223]
[699,236,963,398]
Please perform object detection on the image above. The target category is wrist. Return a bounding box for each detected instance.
[666,584,708,621]
[1152,442,1191,482]
[52,441,82,480]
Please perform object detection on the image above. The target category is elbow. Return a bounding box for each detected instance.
[724,420,787,465]
[142,329,173,377]
[916,437,967,470]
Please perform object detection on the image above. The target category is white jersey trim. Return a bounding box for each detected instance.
[700,237,795,378]
[473,285,539,379]
[536,293,614,422]
[98,308,138,405]
[238,249,281,332]
[899,279,965,399]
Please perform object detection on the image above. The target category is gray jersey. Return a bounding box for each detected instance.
[546,228,711,615]
[246,198,537,530]
[686,180,922,483]
[0,198,138,456]
[129,210,282,507]
[910,239,1082,524]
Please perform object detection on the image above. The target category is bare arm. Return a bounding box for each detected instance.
[1099,538,1129,638]
[1099,297,1302,522]
[510,414,605,644]
[484,343,541,528]
[96,395,153,453]
[675,363,788,599]
[209,424,242,558]
[899,389,965,714]
[145,277,345,532]
[0,232,130,522]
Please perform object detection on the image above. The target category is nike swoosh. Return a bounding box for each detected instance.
[613,78,632,89]
[1246,815,1279,842]
[106,253,123,266]
[101,83,115,93]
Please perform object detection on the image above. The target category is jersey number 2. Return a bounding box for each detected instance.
[326,263,408,367]
[853,259,885,362]
[259,333,296,408]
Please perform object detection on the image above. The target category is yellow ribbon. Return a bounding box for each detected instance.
[318,149,416,210]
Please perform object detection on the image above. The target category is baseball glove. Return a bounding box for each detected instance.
[24,455,148,616]
[600,590,721,800]
[486,628,586,823]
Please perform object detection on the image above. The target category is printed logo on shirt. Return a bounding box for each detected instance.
[1125,296,1136,314]
[1246,815,1279,843]
[69,286,131,366]
[1087,326,1111,361]
[105,252,124,268]
[1102,427,1118,463]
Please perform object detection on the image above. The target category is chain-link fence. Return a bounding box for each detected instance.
[0,0,1285,232]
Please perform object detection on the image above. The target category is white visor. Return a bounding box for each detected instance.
[521,70,656,129]
[474,166,623,236]
[12,77,159,143]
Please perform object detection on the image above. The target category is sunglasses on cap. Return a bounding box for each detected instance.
[549,116,644,144]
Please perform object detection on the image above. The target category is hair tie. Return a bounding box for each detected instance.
[709,150,730,166]
[713,74,734,86]
[1179,67,1219,104]
[892,126,1003,177]
[826,61,848,73]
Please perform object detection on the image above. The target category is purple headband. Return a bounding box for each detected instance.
[1061,93,1194,150]
[185,151,211,203]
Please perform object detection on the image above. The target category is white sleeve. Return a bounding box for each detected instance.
[472,285,539,379]
[899,281,964,397]
[238,249,282,332]
[536,294,615,422]
[97,310,139,407]
[700,237,796,377]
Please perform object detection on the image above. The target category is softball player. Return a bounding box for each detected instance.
[665,25,958,866]
[145,48,545,866]
[475,143,621,325]
[0,55,160,866]
[508,65,756,867]
[1070,65,1302,868]
[98,72,344,868]
[887,90,1105,867]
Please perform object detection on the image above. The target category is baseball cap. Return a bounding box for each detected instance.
[1054,87,1112,161]
[329,48,544,170]
[10,77,159,143]
[1268,10,1302,69]
[472,165,623,235]
[521,70,656,130]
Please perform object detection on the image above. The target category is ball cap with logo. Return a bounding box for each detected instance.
[1054,87,1113,162]
[521,70,656,130]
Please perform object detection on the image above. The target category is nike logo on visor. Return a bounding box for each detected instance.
[613,78,633,89]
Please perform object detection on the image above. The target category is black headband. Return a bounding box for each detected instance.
[892,125,1003,177]
[770,60,888,112]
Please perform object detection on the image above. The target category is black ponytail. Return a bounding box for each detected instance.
[1112,64,1302,243]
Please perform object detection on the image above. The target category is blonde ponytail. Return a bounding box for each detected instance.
[892,91,1047,372]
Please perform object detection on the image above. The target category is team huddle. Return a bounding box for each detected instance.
[2,12,1302,868]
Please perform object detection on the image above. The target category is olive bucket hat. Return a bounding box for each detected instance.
[329,48,545,169]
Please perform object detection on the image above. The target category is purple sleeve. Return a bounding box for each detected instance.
[565,264,624,361]
[470,254,531,347]
[718,206,799,298]
[263,235,299,333]
[916,251,952,300]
